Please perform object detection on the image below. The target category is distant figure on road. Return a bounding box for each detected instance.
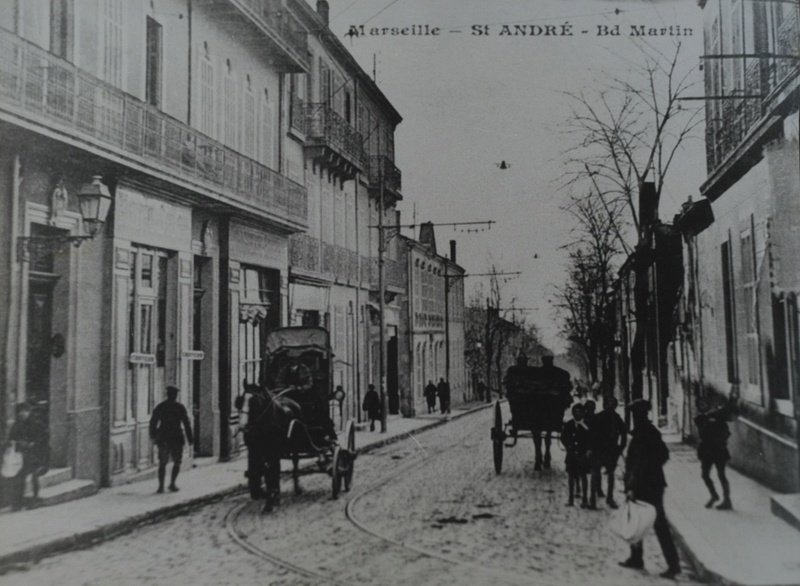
[587,395,627,509]
[424,381,438,414]
[619,399,681,579]
[362,384,382,432]
[695,396,735,510]
[437,378,451,414]
[561,402,590,508]
[150,386,193,494]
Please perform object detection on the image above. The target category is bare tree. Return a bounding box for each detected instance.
[560,41,702,400]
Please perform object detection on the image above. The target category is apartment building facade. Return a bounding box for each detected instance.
[671,0,799,491]
[398,225,467,416]
[286,1,405,426]
[0,0,310,489]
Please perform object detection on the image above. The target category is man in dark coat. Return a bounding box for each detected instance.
[437,378,451,414]
[587,395,627,509]
[362,384,382,431]
[424,381,438,414]
[619,399,681,579]
[149,386,193,493]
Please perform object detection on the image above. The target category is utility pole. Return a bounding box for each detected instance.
[377,162,387,433]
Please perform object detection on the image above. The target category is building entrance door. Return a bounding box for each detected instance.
[25,275,56,466]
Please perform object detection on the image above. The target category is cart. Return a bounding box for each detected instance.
[241,327,356,511]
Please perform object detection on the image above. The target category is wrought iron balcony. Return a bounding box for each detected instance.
[303,103,366,179]
[0,28,307,228]
[289,234,360,283]
[704,12,798,174]
[227,0,309,72]
[364,256,405,290]
[367,155,402,202]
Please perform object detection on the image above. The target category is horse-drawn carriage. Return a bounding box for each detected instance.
[237,327,356,512]
[490,358,573,474]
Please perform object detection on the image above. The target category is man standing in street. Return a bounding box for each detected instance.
[424,380,438,414]
[362,384,382,432]
[150,386,193,494]
[437,378,451,414]
[619,398,681,579]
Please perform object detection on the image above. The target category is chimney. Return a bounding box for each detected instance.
[449,240,457,264]
[317,0,329,24]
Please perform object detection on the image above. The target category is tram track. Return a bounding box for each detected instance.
[224,410,566,586]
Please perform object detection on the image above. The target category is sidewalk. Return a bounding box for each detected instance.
[663,436,800,586]
[0,401,490,572]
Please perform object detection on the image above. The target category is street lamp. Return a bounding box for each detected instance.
[17,175,113,262]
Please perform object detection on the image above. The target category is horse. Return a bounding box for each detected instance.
[237,382,303,513]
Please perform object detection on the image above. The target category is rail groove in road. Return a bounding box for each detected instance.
[226,410,565,586]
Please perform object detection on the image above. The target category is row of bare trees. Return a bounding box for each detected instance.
[555,40,702,397]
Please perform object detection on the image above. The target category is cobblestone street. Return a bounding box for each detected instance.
[3,409,703,586]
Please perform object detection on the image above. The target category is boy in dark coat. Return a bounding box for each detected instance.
[695,396,734,509]
[587,395,627,508]
[619,399,681,579]
[362,384,381,431]
[561,403,590,507]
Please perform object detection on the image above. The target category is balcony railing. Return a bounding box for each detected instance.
[705,13,798,173]
[290,95,305,133]
[304,103,366,169]
[367,155,402,198]
[231,0,309,71]
[365,257,404,289]
[289,234,359,283]
[0,28,307,226]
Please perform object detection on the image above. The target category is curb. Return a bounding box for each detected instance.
[0,402,493,572]
[666,516,737,586]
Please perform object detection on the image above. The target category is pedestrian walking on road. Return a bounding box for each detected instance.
[695,396,735,510]
[587,395,627,509]
[437,378,451,414]
[150,386,193,494]
[424,381,438,414]
[561,403,590,508]
[5,402,48,510]
[362,384,382,432]
[619,399,681,579]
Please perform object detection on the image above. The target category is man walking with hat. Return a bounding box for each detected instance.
[619,398,681,579]
[150,386,193,493]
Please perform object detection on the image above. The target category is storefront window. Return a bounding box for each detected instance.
[239,266,280,385]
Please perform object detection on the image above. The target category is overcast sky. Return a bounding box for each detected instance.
[315,0,706,353]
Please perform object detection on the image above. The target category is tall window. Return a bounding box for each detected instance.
[50,0,73,60]
[741,224,760,387]
[242,75,256,158]
[721,240,737,384]
[223,59,237,148]
[102,0,123,86]
[239,267,280,385]
[198,43,215,137]
[145,17,162,107]
[259,89,274,168]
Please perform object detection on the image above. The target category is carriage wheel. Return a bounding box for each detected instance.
[331,446,343,498]
[343,421,355,492]
[492,401,504,474]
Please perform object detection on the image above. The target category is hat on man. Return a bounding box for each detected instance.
[627,398,652,412]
